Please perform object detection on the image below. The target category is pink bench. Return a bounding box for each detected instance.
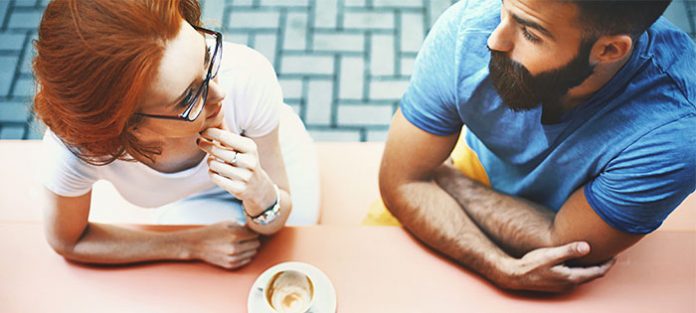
[1,140,694,230]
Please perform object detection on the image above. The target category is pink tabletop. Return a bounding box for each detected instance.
[0,223,694,313]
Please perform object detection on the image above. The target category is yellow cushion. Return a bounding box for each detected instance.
[362,199,402,226]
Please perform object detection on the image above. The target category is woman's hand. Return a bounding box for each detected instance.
[185,221,260,270]
[197,128,277,217]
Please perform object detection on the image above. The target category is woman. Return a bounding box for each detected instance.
[33,0,319,269]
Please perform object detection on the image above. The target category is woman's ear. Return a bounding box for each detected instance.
[589,34,633,65]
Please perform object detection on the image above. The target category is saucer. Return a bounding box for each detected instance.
[248,262,337,313]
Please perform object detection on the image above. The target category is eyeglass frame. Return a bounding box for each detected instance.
[136,25,223,122]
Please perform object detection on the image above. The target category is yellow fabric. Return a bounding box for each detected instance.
[449,134,491,187]
[362,132,490,226]
[363,199,402,226]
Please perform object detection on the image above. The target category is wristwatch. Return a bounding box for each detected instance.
[246,184,281,226]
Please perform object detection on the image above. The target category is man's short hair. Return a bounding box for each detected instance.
[567,0,672,41]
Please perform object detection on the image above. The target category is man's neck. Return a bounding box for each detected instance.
[544,49,634,124]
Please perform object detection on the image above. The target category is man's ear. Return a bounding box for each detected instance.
[589,34,633,65]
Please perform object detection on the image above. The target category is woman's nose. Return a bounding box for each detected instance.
[207,78,226,104]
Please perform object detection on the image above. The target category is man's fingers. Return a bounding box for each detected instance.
[539,241,591,266]
[550,258,615,284]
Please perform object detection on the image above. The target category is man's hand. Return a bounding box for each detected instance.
[496,241,616,293]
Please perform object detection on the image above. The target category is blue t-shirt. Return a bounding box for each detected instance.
[401,0,696,234]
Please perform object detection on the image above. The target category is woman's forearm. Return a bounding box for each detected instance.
[52,223,195,265]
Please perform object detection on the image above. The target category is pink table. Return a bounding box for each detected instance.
[1,223,694,313]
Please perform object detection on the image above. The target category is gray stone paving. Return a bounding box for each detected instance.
[0,0,695,141]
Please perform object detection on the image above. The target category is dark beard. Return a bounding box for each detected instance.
[488,40,596,112]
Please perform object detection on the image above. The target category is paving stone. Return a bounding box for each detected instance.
[0,102,31,122]
[314,0,338,28]
[337,104,393,126]
[400,12,425,53]
[313,32,364,53]
[228,11,281,29]
[261,0,309,6]
[14,0,38,8]
[344,0,367,7]
[202,0,226,27]
[228,33,251,46]
[0,34,26,51]
[400,56,415,76]
[374,0,422,8]
[343,12,395,30]
[305,80,333,125]
[8,11,42,29]
[252,33,278,66]
[281,55,334,75]
[0,1,9,25]
[279,78,303,99]
[370,33,395,76]
[231,0,254,7]
[338,56,365,100]
[0,56,19,97]
[0,125,25,139]
[369,79,409,100]
[2,0,694,143]
[12,77,35,97]
[283,12,308,50]
[20,33,37,74]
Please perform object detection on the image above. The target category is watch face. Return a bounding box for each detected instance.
[252,203,281,225]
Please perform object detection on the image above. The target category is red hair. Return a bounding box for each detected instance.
[33,0,201,165]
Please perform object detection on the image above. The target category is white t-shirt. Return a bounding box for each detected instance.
[39,42,319,225]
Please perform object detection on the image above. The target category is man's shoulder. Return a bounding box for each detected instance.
[644,17,696,102]
[436,0,500,37]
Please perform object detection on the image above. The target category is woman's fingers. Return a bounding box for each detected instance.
[233,240,261,254]
[200,128,256,154]
[209,159,253,181]
[198,140,257,169]
[210,172,246,196]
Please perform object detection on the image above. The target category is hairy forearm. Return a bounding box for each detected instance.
[434,165,555,257]
[52,223,194,265]
[383,179,513,283]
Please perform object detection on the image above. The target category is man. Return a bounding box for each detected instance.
[378,0,695,293]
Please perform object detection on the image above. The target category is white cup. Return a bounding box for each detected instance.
[264,270,316,313]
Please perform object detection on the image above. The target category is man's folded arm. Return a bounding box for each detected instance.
[434,166,644,266]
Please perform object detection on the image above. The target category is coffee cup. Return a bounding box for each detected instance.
[264,270,315,313]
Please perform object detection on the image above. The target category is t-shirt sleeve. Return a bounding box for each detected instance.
[399,1,466,136]
[584,116,696,234]
[228,46,282,138]
[38,130,98,197]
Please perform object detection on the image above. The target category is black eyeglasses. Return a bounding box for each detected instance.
[137,26,222,122]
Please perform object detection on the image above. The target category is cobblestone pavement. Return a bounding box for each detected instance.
[1,0,694,140]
